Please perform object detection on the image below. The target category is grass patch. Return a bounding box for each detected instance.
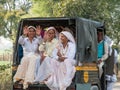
[0,61,10,65]
[0,61,11,72]
[0,49,12,53]
[0,68,12,90]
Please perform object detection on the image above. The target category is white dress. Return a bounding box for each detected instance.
[34,38,58,78]
[13,36,41,88]
[34,42,76,90]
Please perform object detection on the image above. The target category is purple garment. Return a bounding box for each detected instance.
[41,30,45,38]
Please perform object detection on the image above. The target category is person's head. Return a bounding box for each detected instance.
[60,31,75,45]
[60,33,69,44]
[27,26,36,38]
[46,27,56,41]
[97,30,104,43]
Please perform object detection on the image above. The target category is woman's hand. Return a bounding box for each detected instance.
[23,26,28,36]
[97,59,102,64]
[58,56,66,62]
[57,50,62,57]
[43,31,48,42]
[36,25,42,36]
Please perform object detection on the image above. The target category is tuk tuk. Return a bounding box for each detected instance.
[12,17,104,90]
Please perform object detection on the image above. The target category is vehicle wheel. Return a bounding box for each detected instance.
[90,85,99,90]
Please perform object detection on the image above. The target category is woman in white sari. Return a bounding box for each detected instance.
[13,26,42,89]
[34,31,76,90]
[34,26,59,79]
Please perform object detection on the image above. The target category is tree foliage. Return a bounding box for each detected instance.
[30,0,120,46]
[0,0,31,41]
[0,0,120,47]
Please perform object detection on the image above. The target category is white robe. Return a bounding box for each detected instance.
[34,42,76,90]
[14,36,41,89]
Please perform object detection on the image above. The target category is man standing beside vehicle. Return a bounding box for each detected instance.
[105,47,117,90]
[97,27,109,90]
[104,34,118,90]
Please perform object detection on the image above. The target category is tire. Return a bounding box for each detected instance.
[90,85,99,90]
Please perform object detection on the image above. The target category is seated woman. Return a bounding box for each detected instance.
[34,31,76,90]
[35,26,59,78]
[13,26,42,89]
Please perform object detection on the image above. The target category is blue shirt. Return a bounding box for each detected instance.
[97,41,104,59]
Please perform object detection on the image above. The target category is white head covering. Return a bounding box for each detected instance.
[60,31,75,43]
[47,27,56,31]
[47,26,59,38]
[28,26,36,31]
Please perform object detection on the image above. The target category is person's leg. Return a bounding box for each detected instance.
[13,56,29,82]
[100,73,106,90]
[34,57,53,82]
[107,81,114,90]
[100,64,106,90]
[59,59,76,90]
[116,63,119,75]
[34,56,41,78]
[24,55,38,83]
[98,62,104,78]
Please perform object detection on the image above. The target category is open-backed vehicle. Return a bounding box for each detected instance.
[12,17,105,90]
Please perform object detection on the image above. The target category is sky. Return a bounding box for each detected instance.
[0,36,13,50]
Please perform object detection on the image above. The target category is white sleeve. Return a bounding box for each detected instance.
[18,36,25,45]
[36,35,43,44]
[52,48,59,60]
[101,42,109,61]
[114,50,118,64]
[66,43,76,59]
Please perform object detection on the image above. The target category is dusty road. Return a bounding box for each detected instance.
[113,82,120,90]
[113,72,120,90]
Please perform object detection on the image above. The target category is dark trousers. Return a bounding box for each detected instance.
[100,65,106,90]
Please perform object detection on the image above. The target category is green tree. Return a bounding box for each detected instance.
[30,0,120,46]
[61,0,120,46]
[0,0,31,41]
[27,0,58,17]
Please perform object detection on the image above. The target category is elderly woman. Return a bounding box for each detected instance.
[34,31,76,90]
[13,26,42,89]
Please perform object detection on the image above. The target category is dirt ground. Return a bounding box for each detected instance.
[114,71,120,90]
[117,71,120,82]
